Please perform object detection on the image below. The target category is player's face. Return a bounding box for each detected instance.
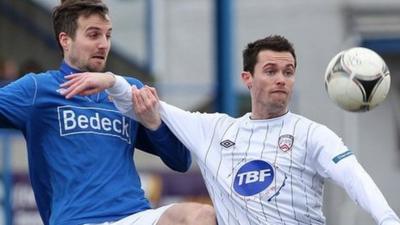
[241,50,296,119]
[62,14,112,72]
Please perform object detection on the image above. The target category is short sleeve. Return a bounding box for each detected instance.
[0,74,36,129]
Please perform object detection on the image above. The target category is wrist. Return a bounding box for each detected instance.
[105,72,116,88]
[145,121,162,131]
[105,74,130,96]
[146,121,167,137]
[380,215,400,225]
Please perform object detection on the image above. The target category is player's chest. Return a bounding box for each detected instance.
[31,93,135,143]
[215,122,307,162]
[203,122,308,184]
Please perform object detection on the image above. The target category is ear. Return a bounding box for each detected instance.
[241,71,252,89]
[59,32,70,51]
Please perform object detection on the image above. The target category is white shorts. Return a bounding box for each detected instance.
[84,204,174,225]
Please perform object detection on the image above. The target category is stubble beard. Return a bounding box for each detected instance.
[82,58,107,72]
[254,98,289,119]
[86,63,106,72]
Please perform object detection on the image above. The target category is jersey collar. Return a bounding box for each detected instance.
[59,61,81,76]
[245,111,291,124]
[58,61,109,103]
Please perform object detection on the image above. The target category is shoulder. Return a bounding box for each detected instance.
[300,118,342,147]
[198,111,234,124]
[288,112,341,142]
[2,73,38,90]
[289,112,327,131]
[22,70,62,89]
[16,70,59,86]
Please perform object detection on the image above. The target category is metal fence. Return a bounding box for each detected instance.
[1,130,16,225]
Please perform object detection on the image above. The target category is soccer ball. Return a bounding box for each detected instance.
[324,47,391,112]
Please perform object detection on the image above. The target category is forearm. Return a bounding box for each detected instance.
[331,159,400,224]
[107,76,191,171]
[145,122,192,172]
[105,75,136,119]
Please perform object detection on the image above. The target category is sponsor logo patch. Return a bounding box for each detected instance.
[233,160,274,196]
[58,106,131,143]
[278,134,294,152]
[332,150,353,163]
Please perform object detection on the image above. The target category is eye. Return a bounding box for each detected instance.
[284,69,295,77]
[88,32,100,39]
[264,69,276,76]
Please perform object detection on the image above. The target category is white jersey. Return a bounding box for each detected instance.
[158,103,398,225]
[160,104,335,225]
[107,76,400,225]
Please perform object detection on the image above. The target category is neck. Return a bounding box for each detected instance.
[63,59,82,71]
[250,106,288,120]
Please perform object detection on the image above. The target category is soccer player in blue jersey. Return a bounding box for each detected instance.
[0,0,216,225]
[61,35,400,225]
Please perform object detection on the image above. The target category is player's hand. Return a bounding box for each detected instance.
[380,216,400,225]
[381,220,400,225]
[59,72,116,99]
[132,85,161,131]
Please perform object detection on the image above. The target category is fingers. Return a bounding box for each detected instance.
[131,85,162,130]
[131,85,159,112]
[131,86,143,111]
[59,73,86,98]
[60,73,86,88]
[59,73,99,99]
[65,73,84,80]
[64,81,90,99]
[139,86,156,105]
[147,86,160,101]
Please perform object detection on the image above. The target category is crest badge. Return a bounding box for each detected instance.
[278,134,294,152]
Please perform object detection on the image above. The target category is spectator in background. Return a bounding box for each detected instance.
[0,58,19,86]
[20,59,44,75]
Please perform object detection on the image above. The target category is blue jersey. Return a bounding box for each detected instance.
[0,62,191,225]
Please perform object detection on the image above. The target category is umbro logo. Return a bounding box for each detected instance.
[220,139,235,148]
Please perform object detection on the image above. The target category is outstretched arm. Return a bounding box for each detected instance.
[311,126,400,225]
[60,72,192,172]
[60,72,159,129]
[330,158,400,225]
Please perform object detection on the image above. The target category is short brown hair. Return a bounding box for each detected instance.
[242,35,296,74]
[52,0,109,54]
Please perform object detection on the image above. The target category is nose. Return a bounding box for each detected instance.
[276,71,286,86]
[98,35,110,50]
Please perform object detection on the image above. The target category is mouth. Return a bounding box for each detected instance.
[92,55,106,61]
[271,90,288,95]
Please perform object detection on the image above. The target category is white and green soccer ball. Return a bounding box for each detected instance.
[324,47,391,112]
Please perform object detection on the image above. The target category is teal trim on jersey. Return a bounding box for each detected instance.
[332,150,353,164]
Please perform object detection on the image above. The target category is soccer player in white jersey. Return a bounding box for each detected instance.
[0,0,217,224]
[60,35,400,225]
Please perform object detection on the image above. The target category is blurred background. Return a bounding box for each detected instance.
[0,0,399,224]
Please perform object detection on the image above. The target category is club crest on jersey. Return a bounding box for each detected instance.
[233,160,274,196]
[278,134,294,152]
[220,139,235,148]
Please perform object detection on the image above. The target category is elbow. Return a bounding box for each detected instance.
[172,153,192,173]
